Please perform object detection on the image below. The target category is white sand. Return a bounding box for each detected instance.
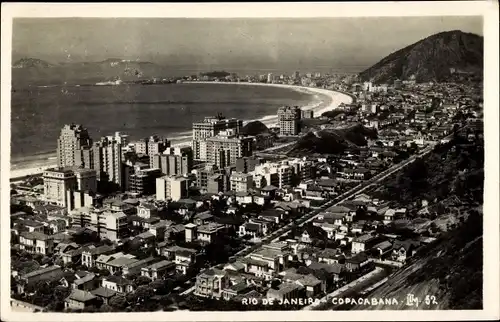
[10,82,353,179]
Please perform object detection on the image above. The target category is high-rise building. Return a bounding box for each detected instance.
[150,146,193,176]
[192,115,243,160]
[202,129,253,168]
[277,106,301,136]
[230,172,254,193]
[57,124,92,168]
[267,73,273,83]
[235,156,261,173]
[43,167,78,207]
[130,168,162,196]
[133,136,170,156]
[73,168,98,193]
[156,175,190,201]
[91,136,123,187]
[69,208,128,241]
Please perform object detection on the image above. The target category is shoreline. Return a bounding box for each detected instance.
[10,82,353,179]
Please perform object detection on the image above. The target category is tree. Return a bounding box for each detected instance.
[109,295,128,310]
[133,276,152,288]
[99,304,113,312]
[134,285,155,303]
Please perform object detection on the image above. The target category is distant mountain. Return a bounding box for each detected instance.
[240,121,270,136]
[200,71,231,78]
[288,124,377,157]
[11,57,162,86]
[12,58,54,69]
[359,30,483,83]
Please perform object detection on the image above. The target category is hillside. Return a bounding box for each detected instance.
[12,58,54,69]
[200,71,231,78]
[359,30,483,83]
[11,58,162,86]
[287,124,377,157]
[353,210,482,310]
[352,130,484,310]
[240,121,270,136]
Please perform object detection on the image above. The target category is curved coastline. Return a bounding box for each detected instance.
[10,82,353,179]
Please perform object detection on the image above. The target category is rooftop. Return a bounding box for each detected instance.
[22,265,61,279]
[91,286,117,298]
[66,289,96,303]
[103,275,132,286]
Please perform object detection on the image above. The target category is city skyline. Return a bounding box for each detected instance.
[13,17,482,71]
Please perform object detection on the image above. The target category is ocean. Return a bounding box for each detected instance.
[10,83,316,169]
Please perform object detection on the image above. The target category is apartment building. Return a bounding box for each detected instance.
[156,175,189,201]
[277,106,301,136]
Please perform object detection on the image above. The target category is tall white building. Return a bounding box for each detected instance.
[91,137,123,187]
[156,175,189,201]
[57,124,92,168]
[201,129,253,168]
[191,115,243,160]
[277,106,301,136]
[43,168,78,207]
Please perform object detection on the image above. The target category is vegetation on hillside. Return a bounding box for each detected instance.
[287,124,377,157]
[240,121,270,136]
[359,30,483,83]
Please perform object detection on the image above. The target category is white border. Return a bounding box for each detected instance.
[1,2,499,321]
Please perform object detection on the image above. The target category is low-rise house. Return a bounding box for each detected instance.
[72,272,98,291]
[239,222,262,238]
[300,225,328,244]
[134,231,156,248]
[243,243,291,280]
[95,252,138,274]
[266,282,304,302]
[140,260,175,280]
[48,219,66,234]
[137,203,158,219]
[373,240,393,258]
[345,252,370,272]
[295,274,324,297]
[307,260,343,283]
[18,231,54,255]
[317,248,345,265]
[90,287,117,305]
[22,220,45,233]
[81,244,116,268]
[159,245,199,275]
[65,289,100,310]
[122,256,158,277]
[391,240,421,263]
[351,234,379,254]
[223,261,246,273]
[222,282,254,301]
[101,276,134,294]
[194,268,230,299]
[17,265,63,293]
[193,211,214,226]
[197,223,226,243]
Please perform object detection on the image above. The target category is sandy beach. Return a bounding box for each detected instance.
[10,82,352,179]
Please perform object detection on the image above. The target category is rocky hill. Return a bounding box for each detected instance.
[359,30,483,83]
[12,58,162,86]
[287,124,377,157]
[12,58,54,69]
[240,121,270,136]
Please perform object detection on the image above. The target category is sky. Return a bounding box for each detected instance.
[12,16,483,72]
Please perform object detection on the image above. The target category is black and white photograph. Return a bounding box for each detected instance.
[1,2,498,321]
